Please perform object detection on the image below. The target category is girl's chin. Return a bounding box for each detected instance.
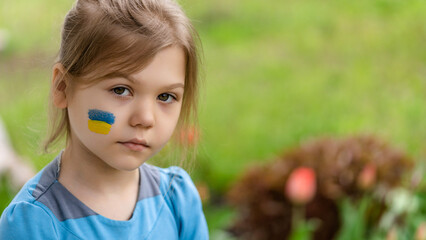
[103,155,148,171]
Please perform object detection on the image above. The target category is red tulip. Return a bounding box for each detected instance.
[357,163,377,190]
[386,227,398,240]
[195,181,210,204]
[285,167,316,205]
[179,126,199,145]
[416,222,426,240]
[411,169,423,189]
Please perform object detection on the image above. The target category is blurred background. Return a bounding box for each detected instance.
[0,0,425,239]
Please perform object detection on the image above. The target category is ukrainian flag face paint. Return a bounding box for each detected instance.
[88,109,116,135]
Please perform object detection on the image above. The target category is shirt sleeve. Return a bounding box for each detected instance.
[0,201,58,240]
[168,167,209,240]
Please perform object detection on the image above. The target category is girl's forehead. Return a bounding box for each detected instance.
[75,46,186,88]
[126,46,186,84]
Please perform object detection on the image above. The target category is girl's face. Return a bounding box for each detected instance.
[65,46,186,171]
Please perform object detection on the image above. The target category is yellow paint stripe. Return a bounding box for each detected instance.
[88,120,112,135]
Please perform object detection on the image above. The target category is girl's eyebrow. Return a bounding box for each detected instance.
[165,83,185,89]
[116,74,185,89]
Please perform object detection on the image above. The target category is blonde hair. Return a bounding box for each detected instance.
[44,0,201,156]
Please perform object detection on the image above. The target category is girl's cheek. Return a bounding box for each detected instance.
[87,109,116,135]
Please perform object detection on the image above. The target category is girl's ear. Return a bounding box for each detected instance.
[52,63,69,109]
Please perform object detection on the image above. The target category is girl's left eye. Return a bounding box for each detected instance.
[158,93,176,103]
[111,87,131,97]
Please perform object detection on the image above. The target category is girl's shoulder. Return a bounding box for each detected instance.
[0,199,58,239]
[0,162,60,239]
[142,164,209,239]
[142,164,198,198]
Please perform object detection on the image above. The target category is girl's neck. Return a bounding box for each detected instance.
[58,142,139,195]
[58,143,140,221]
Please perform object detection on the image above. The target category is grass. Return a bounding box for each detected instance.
[194,0,426,192]
[1,0,426,237]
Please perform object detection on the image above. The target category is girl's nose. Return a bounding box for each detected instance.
[129,101,155,128]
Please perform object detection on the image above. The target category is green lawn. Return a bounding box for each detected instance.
[1,0,426,237]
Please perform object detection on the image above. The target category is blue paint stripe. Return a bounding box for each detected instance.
[88,109,115,125]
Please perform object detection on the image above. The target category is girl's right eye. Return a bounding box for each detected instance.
[111,87,131,97]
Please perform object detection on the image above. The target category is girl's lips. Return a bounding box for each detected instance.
[118,139,150,152]
[119,142,148,152]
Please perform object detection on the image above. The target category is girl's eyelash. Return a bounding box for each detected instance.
[109,87,179,102]
[110,86,132,97]
[158,93,178,103]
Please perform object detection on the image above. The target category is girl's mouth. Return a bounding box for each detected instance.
[118,139,150,152]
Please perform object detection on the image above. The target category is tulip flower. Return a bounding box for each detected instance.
[285,167,316,205]
[357,163,377,190]
[416,222,426,240]
[386,227,398,240]
[411,168,423,189]
[195,181,210,204]
[179,126,199,145]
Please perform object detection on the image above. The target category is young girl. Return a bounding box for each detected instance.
[0,0,208,239]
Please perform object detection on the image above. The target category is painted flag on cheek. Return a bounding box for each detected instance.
[88,109,116,135]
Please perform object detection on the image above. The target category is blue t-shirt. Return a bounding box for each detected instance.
[0,154,209,239]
